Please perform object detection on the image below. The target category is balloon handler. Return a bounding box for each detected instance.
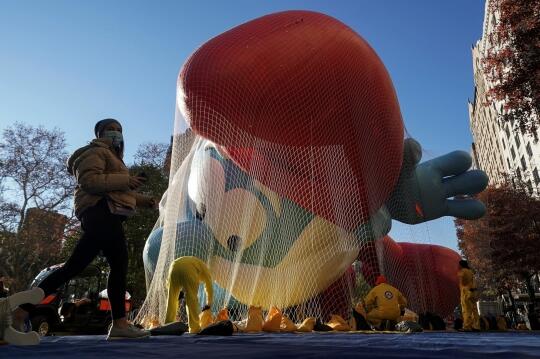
[364,275,407,330]
[165,256,214,333]
[458,260,480,331]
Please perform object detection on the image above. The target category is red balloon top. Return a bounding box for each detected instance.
[179,10,404,229]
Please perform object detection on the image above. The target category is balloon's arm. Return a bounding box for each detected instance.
[386,138,489,225]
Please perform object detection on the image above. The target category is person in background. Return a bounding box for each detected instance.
[364,275,407,330]
[458,259,480,332]
[14,118,156,339]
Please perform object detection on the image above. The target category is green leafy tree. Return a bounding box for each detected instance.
[123,143,169,306]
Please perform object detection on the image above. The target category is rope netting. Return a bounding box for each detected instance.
[136,10,462,328]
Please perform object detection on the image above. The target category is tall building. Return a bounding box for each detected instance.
[469,0,540,195]
[19,208,68,252]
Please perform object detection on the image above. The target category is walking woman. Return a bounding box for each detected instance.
[16,118,155,339]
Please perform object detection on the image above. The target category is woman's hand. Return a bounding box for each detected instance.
[129,176,146,190]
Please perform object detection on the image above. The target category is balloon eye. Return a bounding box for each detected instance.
[227,235,242,252]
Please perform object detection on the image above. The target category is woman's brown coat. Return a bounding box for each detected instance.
[67,138,153,218]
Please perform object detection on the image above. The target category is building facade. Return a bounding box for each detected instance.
[469,0,540,195]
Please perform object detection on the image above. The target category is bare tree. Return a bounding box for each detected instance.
[134,142,169,169]
[0,122,75,291]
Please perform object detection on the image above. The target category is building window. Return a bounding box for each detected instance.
[521,155,527,170]
[526,142,533,157]
[533,168,540,185]
[505,125,510,138]
[507,158,511,168]
[511,146,516,159]
[515,134,521,148]
[502,138,506,149]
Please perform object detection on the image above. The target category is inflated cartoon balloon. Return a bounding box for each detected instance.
[0,288,44,345]
[140,10,488,323]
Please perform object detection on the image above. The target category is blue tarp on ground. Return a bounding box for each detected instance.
[2,332,540,358]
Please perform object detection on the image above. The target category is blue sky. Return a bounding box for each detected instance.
[0,0,486,251]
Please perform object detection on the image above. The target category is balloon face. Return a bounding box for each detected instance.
[144,142,360,310]
[179,10,404,230]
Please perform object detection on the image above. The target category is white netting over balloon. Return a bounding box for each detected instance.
[136,10,486,328]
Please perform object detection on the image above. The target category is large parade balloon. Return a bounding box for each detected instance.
[138,10,488,325]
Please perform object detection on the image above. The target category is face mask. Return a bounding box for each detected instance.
[102,130,124,147]
[102,130,124,157]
